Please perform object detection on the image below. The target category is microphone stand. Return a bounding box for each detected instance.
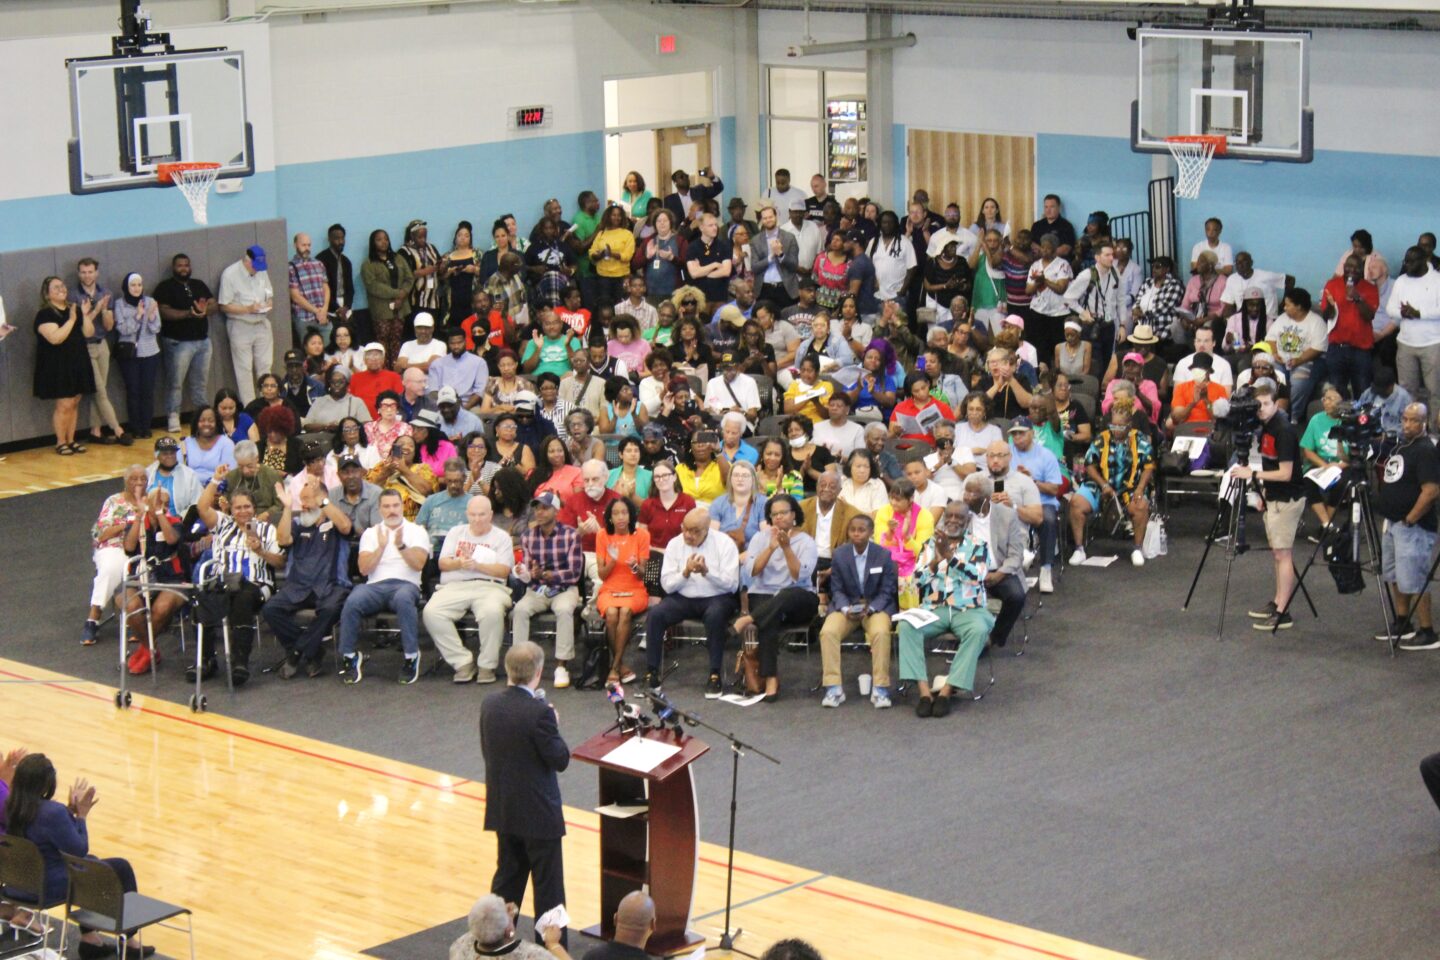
[645,688,778,957]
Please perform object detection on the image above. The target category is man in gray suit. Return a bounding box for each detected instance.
[962,472,1028,649]
[750,201,800,309]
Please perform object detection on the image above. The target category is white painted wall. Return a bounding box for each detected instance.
[0,21,275,202]
[0,0,222,38]
[759,9,1440,157]
[267,1,742,169]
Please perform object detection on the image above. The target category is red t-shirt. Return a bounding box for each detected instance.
[558,486,623,552]
[1320,276,1379,350]
[638,493,697,549]
[349,368,404,418]
[461,310,512,352]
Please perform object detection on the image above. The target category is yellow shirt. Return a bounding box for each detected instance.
[676,460,726,505]
[874,502,936,559]
[591,228,636,278]
[784,378,834,423]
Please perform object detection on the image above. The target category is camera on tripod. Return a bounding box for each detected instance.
[1328,404,1384,448]
[1219,388,1263,458]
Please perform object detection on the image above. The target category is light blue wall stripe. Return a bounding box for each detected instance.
[719,115,737,192]
[0,172,280,252]
[1035,133,1440,289]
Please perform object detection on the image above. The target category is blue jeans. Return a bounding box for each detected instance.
[161,337,212,417]
[1288,359,1324,425]
[1326,344,1372,400]
[339,579,422,657]
[1037,502,1059,566]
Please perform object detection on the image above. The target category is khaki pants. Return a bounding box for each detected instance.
[512,586,582,662]
[421,579,512,671]
[86,340,122,434]
[819,610,892,688]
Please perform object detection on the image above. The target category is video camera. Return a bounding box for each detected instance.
[1329,404,1385,449]
[1219,387,1263,459]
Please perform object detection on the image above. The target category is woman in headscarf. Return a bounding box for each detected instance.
[112,271,163,439]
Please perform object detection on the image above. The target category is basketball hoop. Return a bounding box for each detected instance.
[1164,136,1227,200]
[156,162,222,225]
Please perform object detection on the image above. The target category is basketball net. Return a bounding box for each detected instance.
[156,162,221,225]
[1165,136,1227,200]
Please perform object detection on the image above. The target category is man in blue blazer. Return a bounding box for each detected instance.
[817,514,900,709]
[480,640,570,944]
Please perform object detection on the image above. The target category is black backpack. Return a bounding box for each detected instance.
[1325,522,1366,594]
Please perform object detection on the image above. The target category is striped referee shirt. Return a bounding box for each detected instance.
[209,513,279,588]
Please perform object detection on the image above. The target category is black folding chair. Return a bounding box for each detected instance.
[0,835,63,957]
[59,854,195,960]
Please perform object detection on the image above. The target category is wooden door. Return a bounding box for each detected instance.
[656,125,713,189]
[907,130,1035,234]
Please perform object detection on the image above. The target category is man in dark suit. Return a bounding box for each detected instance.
[480,639,571,945]
[662,168,725,224]
[750,202,801,309]
[816,515,899,709]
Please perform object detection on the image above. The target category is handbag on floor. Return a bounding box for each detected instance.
[733,625,763,695]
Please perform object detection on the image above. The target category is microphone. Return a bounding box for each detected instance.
[1211,397,1231,419]
[636,689,686,735]
[609,681,654,731]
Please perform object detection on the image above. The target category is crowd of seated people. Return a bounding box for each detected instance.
[62,177,1440,712]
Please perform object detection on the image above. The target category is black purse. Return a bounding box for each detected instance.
[114,339,138,361]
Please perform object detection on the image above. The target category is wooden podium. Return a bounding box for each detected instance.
[572,727,710,955]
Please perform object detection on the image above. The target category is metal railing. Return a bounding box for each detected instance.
[1107,175,1176,267]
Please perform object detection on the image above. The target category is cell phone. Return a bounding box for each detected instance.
[994,478,1006,494]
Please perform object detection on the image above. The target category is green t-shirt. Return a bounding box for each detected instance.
[643,326,675,346]
[1035,423,1070,478]
[572,209,602,276]
[972,253,1003,311]
[522,334,581,377]
[1300,411,1346,463]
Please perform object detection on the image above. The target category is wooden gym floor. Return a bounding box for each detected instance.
[0,448,1141,959]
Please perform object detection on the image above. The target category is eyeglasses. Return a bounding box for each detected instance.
[378,401,397,409]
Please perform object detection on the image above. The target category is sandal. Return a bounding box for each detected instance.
[55,443,75,456]
[70,440,88,453]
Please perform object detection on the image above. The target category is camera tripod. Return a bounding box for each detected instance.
[1290,461,1400,653]
[1183,467,1317,639]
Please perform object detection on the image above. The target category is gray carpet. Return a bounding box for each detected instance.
[6,482,1440,960]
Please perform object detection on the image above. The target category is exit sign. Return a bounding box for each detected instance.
[658,34,677,54]
[508,105,552,131]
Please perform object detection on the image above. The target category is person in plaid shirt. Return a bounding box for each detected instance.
[512,491,584,688]
[897,500,996,719]
[288,233,331,344]
[1130,255,1186,361]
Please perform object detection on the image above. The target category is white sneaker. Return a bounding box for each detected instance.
[553,665,571,689]
[166,413,181,433]
[1039,567,1054,594]
[1068,547,1087,566]
[1023,548,1036,569]
[870,689,892,710]
[1131,548,1145,568]
[821,687,846,708]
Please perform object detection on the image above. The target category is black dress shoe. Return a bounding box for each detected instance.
[123,943,157,959]
[304,658,326,679]
[762,690,780,703]
[77,941,118,959]
[931,694,952,718]
[915,696,933,718]
[232,663,251,686]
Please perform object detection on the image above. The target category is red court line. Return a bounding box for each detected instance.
[801,883,1088,960]
[0,665,800,888]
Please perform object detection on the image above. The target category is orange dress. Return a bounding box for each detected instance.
[595,528,652,615]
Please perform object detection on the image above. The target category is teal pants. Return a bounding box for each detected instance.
[897,606,994,693]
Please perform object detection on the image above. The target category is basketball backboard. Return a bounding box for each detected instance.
[1131,27,1312,163]
[67,49,253,194]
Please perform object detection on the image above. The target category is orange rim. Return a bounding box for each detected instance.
[1164,135,1229,155]
[155,162,221,184]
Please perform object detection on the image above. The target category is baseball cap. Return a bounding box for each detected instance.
[642,423,667,440]
[1251,342,1275,356]
[410,408,443,430]
[1122,351,1146,365]
[246,245,267,270]
[338,455,363,470]
[798,276,817,290]
[1007,417,1035,433]
[362,342,385,354]
[789,198,807,212]
[513,389,538,412]
[1243,286,1266,301]
[1003,314,1025,331]
[413,311,435,328]
[283,349,303,365]
[530,491,562,510]
[844,229,864,243]
[436,386,459,404]
[718,304,745,328]
[154,436,179,453]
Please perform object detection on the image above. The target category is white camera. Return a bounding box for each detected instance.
[785,44,802,58]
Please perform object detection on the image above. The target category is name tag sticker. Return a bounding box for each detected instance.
[870,567,883,574]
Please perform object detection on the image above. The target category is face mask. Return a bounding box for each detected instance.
[790,437,807,449]
[1191,368,1208,384]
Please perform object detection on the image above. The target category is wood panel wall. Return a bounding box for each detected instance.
[906,130,1036,234]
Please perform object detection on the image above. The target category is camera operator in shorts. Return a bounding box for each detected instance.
[1232,378,1306,632]
[1377,403,1440,649]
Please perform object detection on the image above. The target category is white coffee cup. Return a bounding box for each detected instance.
[857,673,873,696]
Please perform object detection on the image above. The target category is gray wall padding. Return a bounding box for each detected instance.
[0,218,290,445]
